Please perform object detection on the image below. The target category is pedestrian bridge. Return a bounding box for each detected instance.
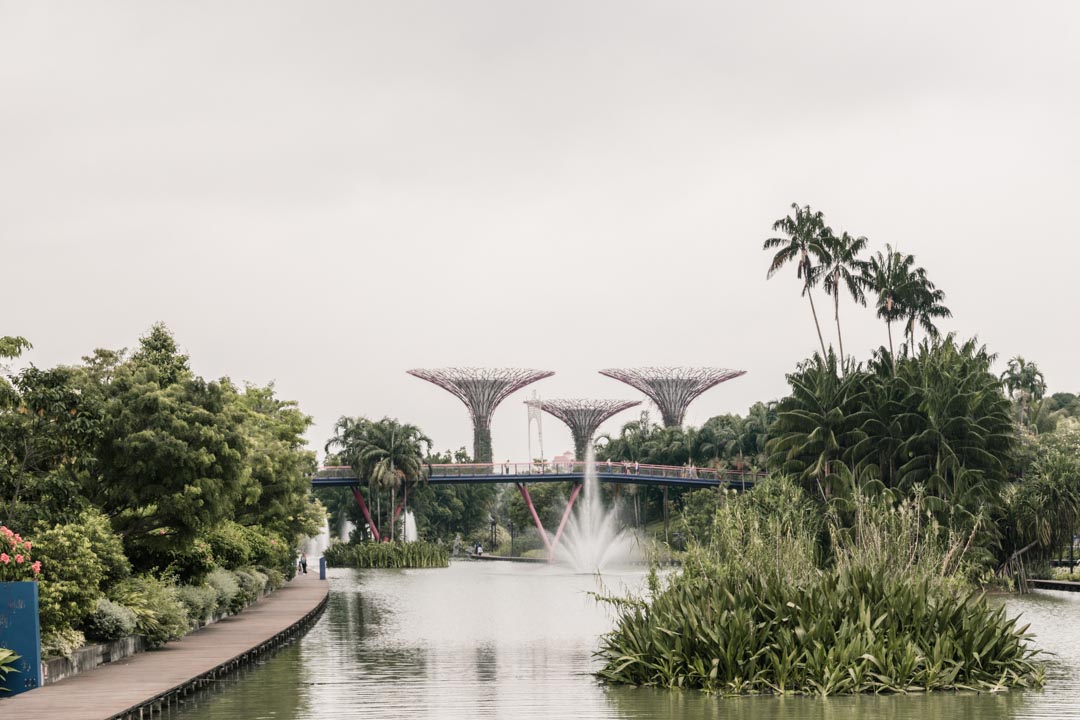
[312,462,764,555]
[312,461,765,491]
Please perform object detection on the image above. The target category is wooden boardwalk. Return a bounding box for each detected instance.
[1032,578,1080,593]
[3,571,328,720]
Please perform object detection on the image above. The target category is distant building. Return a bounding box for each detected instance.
[551,451,575,465]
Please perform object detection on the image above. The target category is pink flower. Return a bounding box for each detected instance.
[1,526,12,536]
[15,554,24,564]
[0,553,9,564]
[32,561,41,574]
[13,534,21,544]
[24,541,31,550]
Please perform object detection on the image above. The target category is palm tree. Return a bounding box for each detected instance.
[764,203,832,358]
[325,416,431,540]
[359,418,431,540]
[743,401,777,464]
[821,229,868,368]
[862,244,915,369]
[901,270,951,348]
[766,350,865,501]
[1001,356,1047,426]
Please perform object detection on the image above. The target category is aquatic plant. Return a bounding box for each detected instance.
[596,478,1044,695]
[596,563,1042,695]
[324,541,449,569]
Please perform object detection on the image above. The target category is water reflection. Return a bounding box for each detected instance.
[169,563,1080,720]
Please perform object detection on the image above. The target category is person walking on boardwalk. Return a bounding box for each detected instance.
[299,551,308,574]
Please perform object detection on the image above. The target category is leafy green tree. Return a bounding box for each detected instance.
[997,423,1080,579]
[409,447,497,541]
[130,323,190,386]
[231,382,321,539]
[0,365,101,529]
[1047,392,1080,417]
[764,203,833,358]
[91,365,247,563]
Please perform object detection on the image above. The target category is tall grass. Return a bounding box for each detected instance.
[596,477,1044,695]
[324,541,449,569]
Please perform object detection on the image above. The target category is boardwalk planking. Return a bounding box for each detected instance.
[2,571,328,720]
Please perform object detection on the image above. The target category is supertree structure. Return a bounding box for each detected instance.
[525,398,641,460]
[598,367,746,427]
[407,368,554,463]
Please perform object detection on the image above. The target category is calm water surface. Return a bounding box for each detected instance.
[167,562,1080,720]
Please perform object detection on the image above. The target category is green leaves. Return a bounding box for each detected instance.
[323,540,449,569]
[596,562,1042,695]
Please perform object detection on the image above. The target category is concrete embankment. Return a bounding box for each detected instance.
[2,572,328,720]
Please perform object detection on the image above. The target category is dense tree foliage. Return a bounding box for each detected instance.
[767,337,1015,562]
[0,324,325,649]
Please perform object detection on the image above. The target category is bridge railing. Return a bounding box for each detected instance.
[314,462,767,484]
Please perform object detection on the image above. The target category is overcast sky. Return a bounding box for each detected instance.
[3,1,1078,462]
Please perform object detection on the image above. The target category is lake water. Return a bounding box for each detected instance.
[165,561,1080,720]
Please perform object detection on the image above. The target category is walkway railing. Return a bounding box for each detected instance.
[315,462,767,484]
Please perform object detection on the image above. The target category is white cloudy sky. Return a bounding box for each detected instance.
[3,1,1078,462]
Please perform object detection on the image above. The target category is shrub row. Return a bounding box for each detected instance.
[324,541,448,569]
[70,567,282,650]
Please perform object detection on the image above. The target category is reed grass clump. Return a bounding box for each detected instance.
[596,564,1041,695]
[324,541,449,569]
[596,477,1044,696]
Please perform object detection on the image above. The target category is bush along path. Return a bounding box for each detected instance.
[0,571,328,720]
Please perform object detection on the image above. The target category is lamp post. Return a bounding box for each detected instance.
[489,516,497,553]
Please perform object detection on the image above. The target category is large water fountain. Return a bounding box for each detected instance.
[553,449,641,572]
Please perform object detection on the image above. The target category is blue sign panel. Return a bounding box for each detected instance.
[0,581,43,696]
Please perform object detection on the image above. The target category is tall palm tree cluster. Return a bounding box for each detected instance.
[767,337,1014,561]
[765,203,951,368]
[324,416,431,541]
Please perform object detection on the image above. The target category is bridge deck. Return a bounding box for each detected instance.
[313,462,764,489]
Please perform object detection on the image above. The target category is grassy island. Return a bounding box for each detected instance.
[596,479,1044,696]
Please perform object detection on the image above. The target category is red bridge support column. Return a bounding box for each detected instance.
[548,481,583,561]
[351,487,381,543]
[516,483,553,557]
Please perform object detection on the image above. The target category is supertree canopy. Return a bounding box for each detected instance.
[598,367,746,427]
[525,398,641,460]
[407,367,554,463]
